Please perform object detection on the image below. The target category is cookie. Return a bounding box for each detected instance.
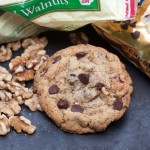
[34,44,133,134]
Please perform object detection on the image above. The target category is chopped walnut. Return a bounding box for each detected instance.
[21,44,45,58]
[9,56,27,72]
[101,87,109,96]
[0,99,21,117]
[6,81,33,103]
[0,45,12,62]
[0,114,10,135]
[69,32,89,45]
[0,66,12,81]
[7,40,21,51]
[25,94,43,111]
[0,90,12,101]
[0,81,6,89]
[13,69,35,81]
[9,116,36,134]
[22,36,48,49]
[26,54,48,70]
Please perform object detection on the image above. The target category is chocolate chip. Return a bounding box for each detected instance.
[129,21,137,28]
[57,99,69,109]
[131,31,140,39]
[52,56,61,64]
[71,104,84,113]
[49,85,59,94]
[113,98,123,110]
[145,14,150,18]
[120,23,128,30]
[96,82,104,90]
[123,20,131,25]
[78,73,89,85]
[70,74,76,77]
[113,21,121,23]
[76,52,87,60]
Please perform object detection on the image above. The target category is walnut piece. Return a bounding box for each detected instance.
[0,99,21,117]
[9,116,36,134]
[13,69,35,81]
[0,45,12,62]
[22,36,48,49]
[25,94,43,111]
[0,90,12,101]
[6,81,33,104]
[7,40,21,51]
[9,56,27,72]
[0,114,10,135]
[26,54,48,70]
[21,44,45,58]
[69,32,89,45]
[0,66,12,81]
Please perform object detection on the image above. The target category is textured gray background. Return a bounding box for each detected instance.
[0,25,150,150]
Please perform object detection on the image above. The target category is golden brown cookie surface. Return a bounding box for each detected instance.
[34,44,133,134]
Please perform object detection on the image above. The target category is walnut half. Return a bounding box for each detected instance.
[9,116,36,134]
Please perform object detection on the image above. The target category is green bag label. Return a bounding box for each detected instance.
[1,0,100,19]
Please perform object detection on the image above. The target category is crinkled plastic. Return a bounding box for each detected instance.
[0,0,137,44]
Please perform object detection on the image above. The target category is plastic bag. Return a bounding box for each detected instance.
[0,0,137,44]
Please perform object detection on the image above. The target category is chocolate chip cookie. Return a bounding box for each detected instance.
[34,44,133,134]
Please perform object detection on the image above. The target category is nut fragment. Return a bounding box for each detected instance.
[0,90,12,101]
[13,69,35,81]
[9,116,36,134]
[69,32,89,45]
[0,66,12,81]
[6,81,33,103]
[22,36,48,49]
[0,99,21,117]
[101,87,109,96]
[0,45,12,62]
[25,94,43,111]
[0,114,10,135]
[7,40,21,51]
[9,56,27,72]
[21,44,45,58]
[26,54,48,70]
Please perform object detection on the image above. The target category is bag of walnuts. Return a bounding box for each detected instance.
[0,0,137,44]
[93,0,150,78]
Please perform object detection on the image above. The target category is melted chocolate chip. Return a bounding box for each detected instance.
[57,99,69,109]
[113,98,123,110]
[71,104,84,113]
[96,82,104,90]
[52,56,61,64]
[78,73,89,85]
[49,85,59,94]
[123,20,131,25]
[145,14,150,18]
[129,21,137,28]
[70,74,76,77]
[76,52,87,60]
[120,23,128,30]
[131,31,140,39]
